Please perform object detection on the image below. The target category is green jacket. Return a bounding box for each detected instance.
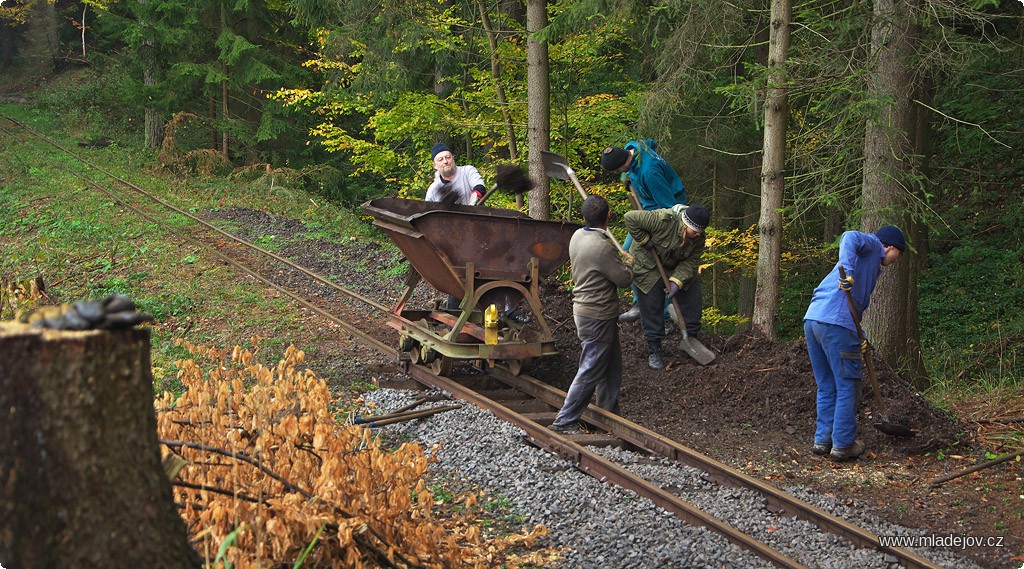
[623,208,705,294]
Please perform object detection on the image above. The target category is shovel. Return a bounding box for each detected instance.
[838,267,915,438]
[541,150,714,365]
[539,150,628,256]
[540,150,591,203]
[477,164,535,206]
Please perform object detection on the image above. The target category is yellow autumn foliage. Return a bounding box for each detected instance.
[157,340,551,568]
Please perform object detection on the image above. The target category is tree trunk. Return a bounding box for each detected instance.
[477,0,519,162]
[901,71,933,387]
[209,95,218,149]
[80,4,88,61]
[219,3,229,156]
[860,0,920,375]
[221,70,230,156]
[139,0,164,148]
[0,323,199,569]
[752,0,790,340]
[526,0,550,220]
[144,66,164,148]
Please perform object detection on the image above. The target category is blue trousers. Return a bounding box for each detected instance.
[804,319,863,449]
[552,316,622,428]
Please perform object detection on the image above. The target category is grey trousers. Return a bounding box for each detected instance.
[638,276,702,348]
[552,315,623,428]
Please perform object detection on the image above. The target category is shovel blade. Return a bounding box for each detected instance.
[679,336,716,365]
[872,421,917,438]
[540,151,572,181]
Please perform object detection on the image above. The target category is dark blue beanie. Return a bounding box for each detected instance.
[431,143,451,159]
[875,225,906,252]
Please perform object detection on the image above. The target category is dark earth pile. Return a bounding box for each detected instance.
[532,279,968,460]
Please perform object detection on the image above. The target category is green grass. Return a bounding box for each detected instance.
[0,102,373,385]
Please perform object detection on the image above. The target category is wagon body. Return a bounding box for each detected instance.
[363,197,578,309]
[363,197,581,375]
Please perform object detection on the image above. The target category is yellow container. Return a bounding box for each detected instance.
[484,304,499,345]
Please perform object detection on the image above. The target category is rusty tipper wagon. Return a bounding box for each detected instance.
[363,197,580,376]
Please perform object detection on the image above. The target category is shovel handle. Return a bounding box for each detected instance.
[564,167,590,202]
[476,184,499,206]
[542,152,628,255]
[838,267,886,413]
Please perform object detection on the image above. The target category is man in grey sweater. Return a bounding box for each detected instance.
[550,195,635,434]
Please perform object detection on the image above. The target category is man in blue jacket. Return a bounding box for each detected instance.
[803,225,906,461]
[601,139,687,323]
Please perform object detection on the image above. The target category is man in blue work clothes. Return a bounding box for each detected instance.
[600,140,687,323]
[804,226,906,461]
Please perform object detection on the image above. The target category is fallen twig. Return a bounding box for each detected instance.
[354,404,463,427]
[928,450,1024,487]
[976,415,1024,425]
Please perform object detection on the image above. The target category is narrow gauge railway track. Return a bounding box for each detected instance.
[1,115,950,569]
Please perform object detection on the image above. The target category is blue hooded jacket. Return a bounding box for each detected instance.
[624,139,687,210]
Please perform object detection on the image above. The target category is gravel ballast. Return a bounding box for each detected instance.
[363,388,986,569]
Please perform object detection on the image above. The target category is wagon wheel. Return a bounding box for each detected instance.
[409,344,424,364]
[430,355,454,376]
[399,335,417,353]
[420,346,438,364]
[507,357,533,376]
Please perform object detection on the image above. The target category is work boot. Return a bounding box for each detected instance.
[830,440,865,461]
[550,422,583,435]
[618,305,641,323]
[647,341,664,370]
[812,443,832,456]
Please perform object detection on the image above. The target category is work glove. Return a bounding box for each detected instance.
[469,191,483,206]
[671,204,686,216]
[838,273,854,291]
[619,252,635,268]
[667,281,681,297]
[860,339,871,354]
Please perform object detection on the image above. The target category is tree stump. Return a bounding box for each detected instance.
[0,323,199,568]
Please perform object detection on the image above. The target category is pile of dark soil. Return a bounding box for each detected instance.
[532,280,967,460]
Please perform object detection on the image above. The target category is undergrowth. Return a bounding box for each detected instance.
[159,341,553,568]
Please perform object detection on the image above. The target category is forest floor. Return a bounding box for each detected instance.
[203,207,1024,569]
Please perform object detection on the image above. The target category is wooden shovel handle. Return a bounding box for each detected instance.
[557,161,628,255]
[838,266,885,412]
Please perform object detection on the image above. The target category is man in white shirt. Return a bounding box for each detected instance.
[425,143,487,206]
